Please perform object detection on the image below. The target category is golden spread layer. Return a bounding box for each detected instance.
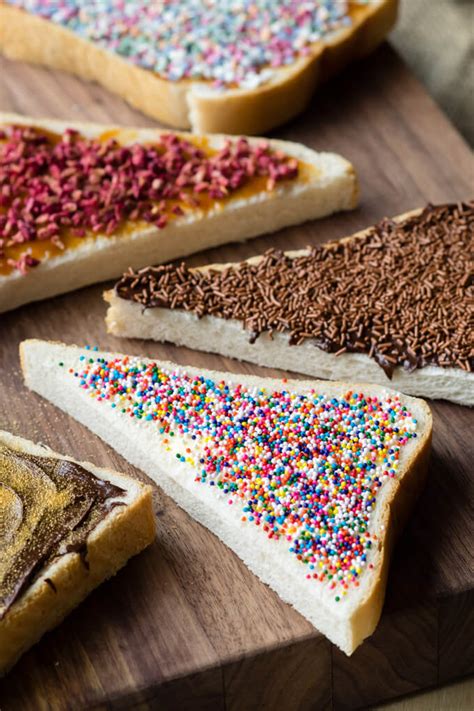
[0,443,125,618]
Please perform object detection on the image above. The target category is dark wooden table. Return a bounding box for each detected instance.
[0,44,473,711]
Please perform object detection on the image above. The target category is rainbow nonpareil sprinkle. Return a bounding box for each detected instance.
[66,353,418,599]
[7,1,366,88]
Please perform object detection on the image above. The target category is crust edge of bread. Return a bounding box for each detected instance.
[349,424,431,648]
[0,429,156,676]
[0,0,398,134]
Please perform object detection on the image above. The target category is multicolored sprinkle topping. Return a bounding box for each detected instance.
[0,125,297,275]
[7,1,366,88]
[66,351,418,599]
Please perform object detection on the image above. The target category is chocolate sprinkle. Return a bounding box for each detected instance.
[115,202,474,378]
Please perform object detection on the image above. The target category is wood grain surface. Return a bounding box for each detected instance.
[0,43,473,711]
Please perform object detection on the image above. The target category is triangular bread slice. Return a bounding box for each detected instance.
[0,428,155,675]
[104,203,474,406]
[0,2,397,134]
[0,113,357,313]
[20,339,432,655]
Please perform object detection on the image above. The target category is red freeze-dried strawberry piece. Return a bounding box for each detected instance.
[7,253,40,275]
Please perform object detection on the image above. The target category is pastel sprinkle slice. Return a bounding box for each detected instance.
[7,1,364,88]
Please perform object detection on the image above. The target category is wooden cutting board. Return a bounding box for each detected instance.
[0,44,473,711]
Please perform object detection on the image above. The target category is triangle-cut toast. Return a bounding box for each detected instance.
[21,340,432,654]
[0,113,357,313]
[105,202,474,406]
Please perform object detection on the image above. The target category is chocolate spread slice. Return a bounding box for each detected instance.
[0,444,125,618]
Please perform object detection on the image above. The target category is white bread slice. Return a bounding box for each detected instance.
[105,208,473,407]
[0,112,357,313]
[0,1,398,135]
[20,339,432,655]
[0,428,156,675]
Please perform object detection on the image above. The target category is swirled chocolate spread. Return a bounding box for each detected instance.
[0,444,125,618]
[115,201,474,378]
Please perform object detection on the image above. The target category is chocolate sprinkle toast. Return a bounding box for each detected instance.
[115,202,474,378]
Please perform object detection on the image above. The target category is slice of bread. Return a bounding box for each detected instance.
[0,112,357,313]
[0,1,398,135]
[105,203,474,406]
[0,428,156,675]
[20,339,432,655]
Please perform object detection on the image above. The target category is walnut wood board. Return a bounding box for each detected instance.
[0,44,473,711]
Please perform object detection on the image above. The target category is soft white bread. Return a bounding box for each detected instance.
[0,1,398,135]
[0,113,357,313]
[20,339,432,655]
[105,209,473,406]
[0,428,156,675]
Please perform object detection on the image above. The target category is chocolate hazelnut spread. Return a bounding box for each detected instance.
[0,444,125,618]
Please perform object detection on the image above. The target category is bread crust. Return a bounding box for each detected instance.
[0,112,357,313]
[348,423,431,647]
[20,339,432,654]
[0,1,398,134]
[0,429,156,675]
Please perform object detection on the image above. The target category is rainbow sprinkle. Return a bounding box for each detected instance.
[67,353,417,599]
[7,1,367,88]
